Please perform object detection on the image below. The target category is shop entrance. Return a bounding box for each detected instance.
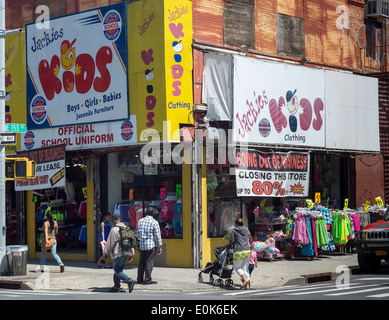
[34,155,88,255]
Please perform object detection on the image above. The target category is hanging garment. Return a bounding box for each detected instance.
[315,216,329,247]
[292,213,309,244]
[352,213,361,232]
[321,232,336,253]
[332,212,351,244]
[173,202,183,234]
[311,216,318,257]
[160,200,175,221]
[78,201,87,219]
[322,209,333,231]
[130,203,143,228]
[285,218,294,239]
[302,216,314,257]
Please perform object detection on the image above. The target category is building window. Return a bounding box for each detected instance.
[276,13,305,58]
[223,0,255,49]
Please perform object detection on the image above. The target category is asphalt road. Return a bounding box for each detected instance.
[1,273,389,301]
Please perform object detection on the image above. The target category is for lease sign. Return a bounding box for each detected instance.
[15,144,66,191]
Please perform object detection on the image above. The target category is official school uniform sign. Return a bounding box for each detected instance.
[26,3,128,130]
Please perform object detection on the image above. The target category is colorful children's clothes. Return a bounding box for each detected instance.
[315,216,329,247]
[292,213,309,244]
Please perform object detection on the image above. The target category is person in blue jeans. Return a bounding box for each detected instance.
[97,213,111,268]
[40,211,65,273]
[103,213,135,293]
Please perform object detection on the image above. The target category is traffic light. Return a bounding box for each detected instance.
[5,157,36,181]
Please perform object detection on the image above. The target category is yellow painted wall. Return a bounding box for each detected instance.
[128,0,193,143]
[5,29,26,155]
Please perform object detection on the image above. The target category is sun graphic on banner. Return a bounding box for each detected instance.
[289,182,305,195]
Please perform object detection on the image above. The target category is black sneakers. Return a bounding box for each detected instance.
[127,279,135,293]
[110,279,135,293]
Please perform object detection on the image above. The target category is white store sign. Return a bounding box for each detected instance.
[233,55,325,148]
[21,115,137,151]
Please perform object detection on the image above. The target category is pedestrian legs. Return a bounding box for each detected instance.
[40,239,64,272]
[137,247,156,283]
[113,255,133,290]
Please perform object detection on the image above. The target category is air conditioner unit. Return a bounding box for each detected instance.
[367,0,389,19]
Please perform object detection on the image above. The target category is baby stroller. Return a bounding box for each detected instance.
[198,243,234,287]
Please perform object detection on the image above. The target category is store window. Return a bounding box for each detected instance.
[35,155,88,253]
[312,153,345,209]
[112,149,183,239]
[207,163,248,238]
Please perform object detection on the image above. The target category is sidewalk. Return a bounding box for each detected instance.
[0,252,360,292]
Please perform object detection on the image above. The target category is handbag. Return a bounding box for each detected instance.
[41,236,54,251]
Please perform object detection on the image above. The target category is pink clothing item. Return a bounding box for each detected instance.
[292,213,310,244]
[249,249,257,265]
[160,200,175,221]
[352,214,361,232]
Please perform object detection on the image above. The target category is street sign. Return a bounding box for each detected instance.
[5,123,26,133]
[0,133,16,145]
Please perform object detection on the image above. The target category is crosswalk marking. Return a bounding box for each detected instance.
[223,282,339,296]
[287,283,381,296]
[325,283,389,296]
[367,292,389,298]
[188,280,389,299]
[0,289,95,297]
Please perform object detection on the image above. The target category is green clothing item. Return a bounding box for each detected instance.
[285,218,294,239]
[233,250,251,261]
[315,216,329,247]
[332,212,351,244]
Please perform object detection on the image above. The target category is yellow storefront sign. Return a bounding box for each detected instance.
[128,0,193,142]
[5,30,26,154]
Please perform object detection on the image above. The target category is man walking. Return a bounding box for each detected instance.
[136,207,162,284]
[104,213,135,293]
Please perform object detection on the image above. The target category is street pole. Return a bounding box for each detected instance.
[0,0,6,273]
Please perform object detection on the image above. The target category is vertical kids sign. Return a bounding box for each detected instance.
[127,0,192,142]
[26,3,128,129]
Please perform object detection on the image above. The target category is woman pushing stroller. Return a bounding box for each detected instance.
[229,218,252,290]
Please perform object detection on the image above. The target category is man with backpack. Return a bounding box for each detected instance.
[103,213,136,293]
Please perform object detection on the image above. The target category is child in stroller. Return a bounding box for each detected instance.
[198,243,234,287]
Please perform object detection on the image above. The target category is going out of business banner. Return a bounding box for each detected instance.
[15,144,66,191]
[26,3,128,129]
[235,149,310,197]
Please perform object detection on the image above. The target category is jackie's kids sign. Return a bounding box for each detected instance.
[26,3,128,129]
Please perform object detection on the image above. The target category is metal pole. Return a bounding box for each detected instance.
[0,0,6,273]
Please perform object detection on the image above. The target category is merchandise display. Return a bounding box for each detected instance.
[113,198,183,239]
[34,157,87,253]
